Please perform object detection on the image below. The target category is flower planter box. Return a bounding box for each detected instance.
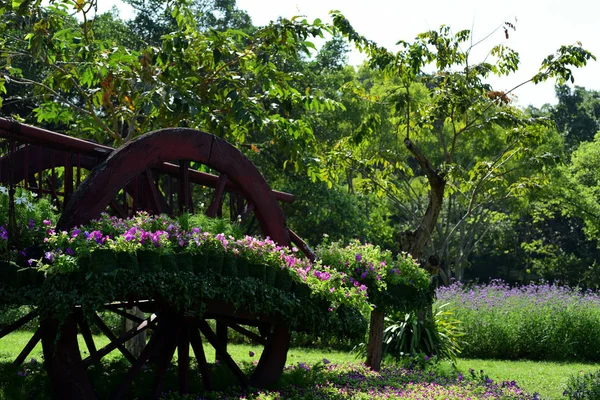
[248,262,266,282]
[89,249,118,273]
[116,252,139,272]
[221,254,238,278]
[138,250,162,273]
[292,281,311,298]
[206,252,224,274]
[161,254,179,272]
[175,253,193,273]
[274,269,293,291]
[265,265,276,286]
[192,253,208,275]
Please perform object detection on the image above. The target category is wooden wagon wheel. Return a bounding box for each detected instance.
[43,128,297,399]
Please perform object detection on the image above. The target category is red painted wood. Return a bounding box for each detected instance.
[250,325,291,387]
[178,161,190,214]
[112,324,163,399]
[93,313,136,365]
[0,120,295,203]
[205,174,228,218]
[78,319,97,357]
[58,129,290,247]
[189,325,212,391]
[64,152,73,211]
[41,317,98,400]
[13,327,42,365]
[0,310,37,339]
[178,323,190,395]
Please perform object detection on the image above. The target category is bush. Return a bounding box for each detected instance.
[563,370,600,400]
[366,302,465,362]
[437,280,600,361]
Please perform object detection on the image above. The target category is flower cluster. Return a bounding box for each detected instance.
[212,361,536,399]
[0,186,56,263]
[316,239,430,308]
[40,212,373,312]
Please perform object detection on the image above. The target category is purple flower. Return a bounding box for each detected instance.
[355,253,362,262]
[249,351,255,357]
[298,362,310,371]
[0,226,7,241]
[43,219,51,226]
[322,358,330,364]
[44,251,53,262]
[28,219,35,229]
[27,259,35,266]
[65,247,75,256]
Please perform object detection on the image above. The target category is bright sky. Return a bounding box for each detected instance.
[100,0,600,108]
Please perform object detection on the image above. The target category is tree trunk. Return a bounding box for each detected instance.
[365,309,385,371]
[365,138,445,370]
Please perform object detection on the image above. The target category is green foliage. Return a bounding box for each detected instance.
[552,85,600,149]
[0,186,57,261]
[0,0,338,172]
[563,370,600,400]
[315,239,431,311]
[377,302,464,362]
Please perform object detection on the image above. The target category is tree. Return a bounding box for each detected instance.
[0,0,336,171]
[552,85,600,150]
[328,12,595,370]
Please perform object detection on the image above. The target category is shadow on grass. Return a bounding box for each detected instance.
[0,358,537,400]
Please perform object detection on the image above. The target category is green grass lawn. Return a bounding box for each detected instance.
[1,330,599,399]
[454,358,600,400]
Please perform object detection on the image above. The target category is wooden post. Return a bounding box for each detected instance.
[124,307,146,359]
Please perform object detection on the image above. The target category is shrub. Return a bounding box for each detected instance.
[437,280,600,361]
[563,369,600,400]
[358,302,464,362]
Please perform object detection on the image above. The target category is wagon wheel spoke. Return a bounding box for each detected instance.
[250,325,291,388]
[178,322,191,394]
[83,314,157,368]
[219,317,267,346]
[77,317,98,357]
[189,323,212,391]
[112,319,165,400]
[109,199,128,219]
[14,327,42,365]
[198,319,249,388]
[0,309,37,339]
[92,312,137,365]
[205,173,228,218]
[287,228,317,261]
[178,161,190,214]
[150,320,179,399]
[102,306,146,325]
[144,169,170,215]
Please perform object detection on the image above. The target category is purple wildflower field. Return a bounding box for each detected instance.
[436,280,600,361]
